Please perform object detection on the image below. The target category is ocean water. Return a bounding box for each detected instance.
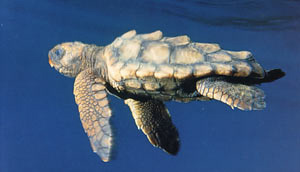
[1,0,300,171]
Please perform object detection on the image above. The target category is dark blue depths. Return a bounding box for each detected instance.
[1,0,300,171]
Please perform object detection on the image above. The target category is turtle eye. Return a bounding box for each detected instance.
[50,48,65,61]
[54,48,64,58]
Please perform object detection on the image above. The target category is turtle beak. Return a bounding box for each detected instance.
[49,55,54,67]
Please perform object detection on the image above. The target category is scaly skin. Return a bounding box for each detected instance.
[125,99,180,155]
[73,69,113,162]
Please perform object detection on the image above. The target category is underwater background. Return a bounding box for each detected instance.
[1,0,300,171]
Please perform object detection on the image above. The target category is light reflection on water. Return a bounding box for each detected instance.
[152,0,300,30]
[7,0,300,32]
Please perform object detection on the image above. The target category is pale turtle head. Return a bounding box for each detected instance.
[49,42,86,77]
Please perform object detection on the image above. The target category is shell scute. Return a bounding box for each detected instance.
[171,46,204,64]
[193,64,213,77]
[193,43,221,53]
[121,30,137,39]
[174,66,193,79]
[120,62,140,79]
[104,47,116,66]
[119,39,141,60]
[207,51,232,62]
[233,62,252,77]
[227,50,252,60]
[143,81,161,91]
[213,63,233,76]
[142,42,170,63]
[160,79,177,90]
[250,62,265,78]
[139,30,163,41]
[136,63,156,78]
[154,65,174,79]
[108,61,124,82]
[162,35,190,46]
[124,79,142,89]
[111,38,123,48]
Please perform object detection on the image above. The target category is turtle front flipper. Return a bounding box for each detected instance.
[125,99,180,155]
[196,77,266,111]
[74,69,113,162]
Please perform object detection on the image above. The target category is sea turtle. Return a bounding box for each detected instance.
[48,30,284,162]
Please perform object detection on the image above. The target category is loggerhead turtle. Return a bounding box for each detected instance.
[48,30,285,162]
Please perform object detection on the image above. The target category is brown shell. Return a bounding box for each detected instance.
[104,30,265,84]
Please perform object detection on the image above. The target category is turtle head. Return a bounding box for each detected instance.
[49,42,86,77]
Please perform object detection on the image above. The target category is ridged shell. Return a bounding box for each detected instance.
[104,30,265,82]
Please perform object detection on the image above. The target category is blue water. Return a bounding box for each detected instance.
[1,0,300,171]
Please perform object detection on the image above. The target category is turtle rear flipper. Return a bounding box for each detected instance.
[196,77,266,111]
[262,69,285,83]
[74,69,114,162]
[125,99,180,155]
